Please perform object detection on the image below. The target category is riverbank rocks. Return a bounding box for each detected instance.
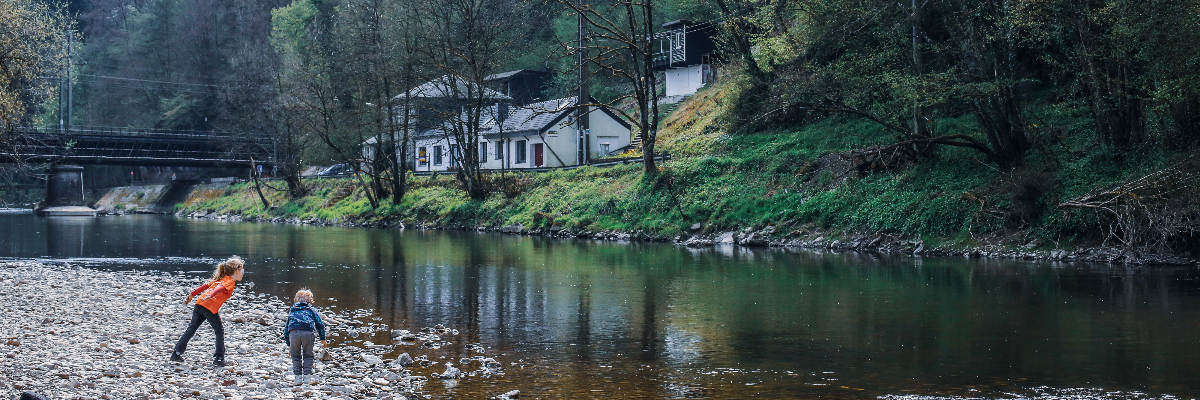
[0,262,518,399]
[435,363,461,379]
[179,209,1198,267]
[393,352,414,367]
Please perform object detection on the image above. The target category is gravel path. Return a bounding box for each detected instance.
[0,262,515,400]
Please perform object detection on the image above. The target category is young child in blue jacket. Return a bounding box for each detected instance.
[282,289,327,384]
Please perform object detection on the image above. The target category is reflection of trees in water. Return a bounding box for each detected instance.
[14,214,1200,396]
[44,215,184,258]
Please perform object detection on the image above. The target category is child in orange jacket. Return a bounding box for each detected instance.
[169,256,245,367]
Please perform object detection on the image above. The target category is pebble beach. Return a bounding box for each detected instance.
[0,262,518,400]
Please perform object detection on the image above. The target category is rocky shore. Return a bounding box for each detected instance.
[0,262,519,400]
[174,211,1199,266]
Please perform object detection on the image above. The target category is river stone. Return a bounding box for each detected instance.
[437,363,460,379]
[715,232,736,244]
[0,262,515,400]
[394,352,413,367]
[482,358,502,370]
[492,389,520,399]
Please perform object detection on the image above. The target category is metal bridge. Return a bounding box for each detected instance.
[5,126,272,167]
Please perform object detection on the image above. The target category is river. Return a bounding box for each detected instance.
[1,211,1197,399]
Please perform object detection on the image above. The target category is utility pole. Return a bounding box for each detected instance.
[911,0,923,139]
[59,32,67,132]
[577,0,590,165]
[67,32,73,131]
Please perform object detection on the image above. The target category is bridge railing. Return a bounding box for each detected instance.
[6,126,273,166]
[17,125,251,140]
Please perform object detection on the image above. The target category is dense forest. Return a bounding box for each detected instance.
[3,0,1199,255]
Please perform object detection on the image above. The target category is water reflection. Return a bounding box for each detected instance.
[45,216,93,257]
[0,213,1198,399]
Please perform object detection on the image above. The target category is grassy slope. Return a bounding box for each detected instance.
[176,80,1192,249]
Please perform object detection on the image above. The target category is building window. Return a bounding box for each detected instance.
[418,147,428,166]
[480,142,487,160]
[496,140,504,160]
[449,144,459,167]
[434,146,443,165]
[516,140,527,164]
[600,143,611,156]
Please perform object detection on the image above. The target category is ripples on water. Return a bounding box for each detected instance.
[883,386,1184,400]
[2,213,1198,399]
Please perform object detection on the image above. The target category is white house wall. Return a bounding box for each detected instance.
[587,110,631,158]
[546,120,580,167]
[403,104,630,172]
[413,136,454,172]
[665,65,705,97]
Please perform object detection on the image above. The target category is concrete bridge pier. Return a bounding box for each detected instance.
[36,165,97,216]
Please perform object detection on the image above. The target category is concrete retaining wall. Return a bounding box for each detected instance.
[94,181,232,213]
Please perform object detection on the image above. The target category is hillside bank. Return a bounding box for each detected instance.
[101,84,1199,266]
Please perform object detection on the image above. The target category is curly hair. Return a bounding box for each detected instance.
[294,288,314,304]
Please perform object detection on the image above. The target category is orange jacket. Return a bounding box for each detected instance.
[192,276,237,314]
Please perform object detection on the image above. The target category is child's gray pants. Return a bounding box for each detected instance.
[288,330,315,375]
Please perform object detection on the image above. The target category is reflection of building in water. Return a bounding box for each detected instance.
[45,216,95,257]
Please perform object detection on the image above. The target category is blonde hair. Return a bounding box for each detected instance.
[211,256,244,282]
[295,288,314,304]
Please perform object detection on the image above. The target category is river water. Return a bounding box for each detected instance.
[1,211,1198,399]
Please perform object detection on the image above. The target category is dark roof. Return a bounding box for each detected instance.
[480,97,576,136]
[485,70,550,82]
[662,19,694,29]
[416,96,632,139]
[397,75,511,100]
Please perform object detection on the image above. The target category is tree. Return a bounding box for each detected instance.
[273,0,393,206]
[719,0,1037,167]
[0,0,73,132]
[218,0,313,198]
[384,0,425,202]
[416,0,535,198]
[560,0,663,173]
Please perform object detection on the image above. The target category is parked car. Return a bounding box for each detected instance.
[318,163,354,178]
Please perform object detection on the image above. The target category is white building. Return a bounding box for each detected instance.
[412,97,632,172]
[652,20,718,98]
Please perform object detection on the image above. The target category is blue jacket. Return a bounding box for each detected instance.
[282,302,326,343]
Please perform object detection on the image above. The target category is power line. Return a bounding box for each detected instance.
[80,61,225,81]
[77,74,225,88]
[76,79,221,95]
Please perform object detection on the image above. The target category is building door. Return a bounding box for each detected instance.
[533,143,544,167]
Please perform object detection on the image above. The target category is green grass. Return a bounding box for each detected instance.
[176,82,1197,249]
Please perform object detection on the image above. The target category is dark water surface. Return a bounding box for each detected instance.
[2,212,1199,399]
